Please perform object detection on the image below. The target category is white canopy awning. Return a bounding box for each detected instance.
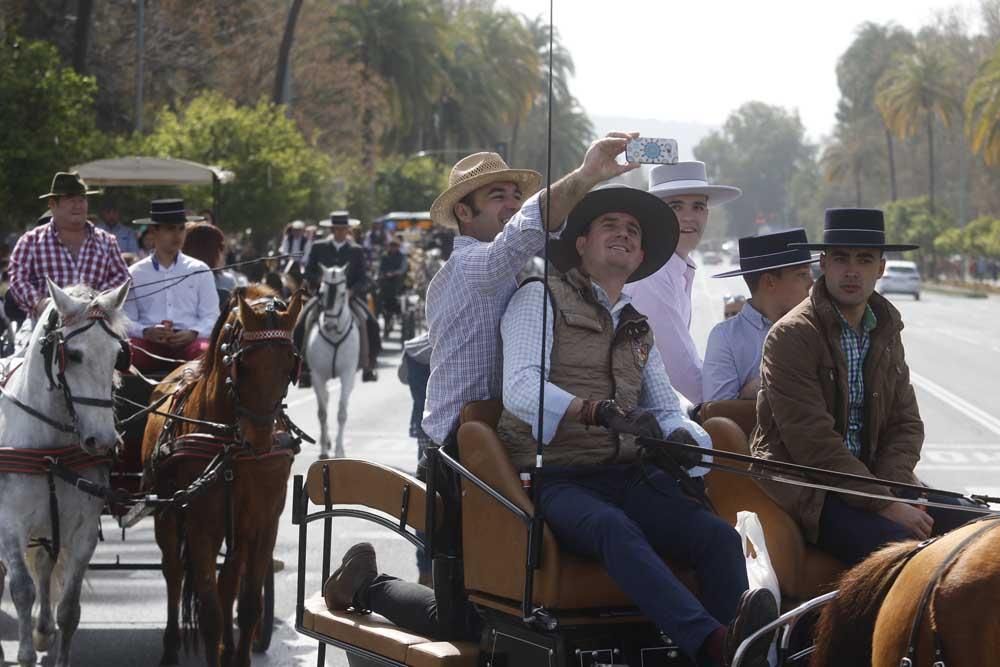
[70,157,235,187]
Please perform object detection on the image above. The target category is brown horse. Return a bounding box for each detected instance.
[141,286,303,667]
[812,516,1000,666]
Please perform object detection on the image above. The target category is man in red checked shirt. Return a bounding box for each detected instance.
[8,172,130,321]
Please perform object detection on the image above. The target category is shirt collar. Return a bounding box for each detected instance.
[332,239,347,250]
[45,220,95,239]
[835,304,877,334]
[590,281,631,317]
[739,300,772,330]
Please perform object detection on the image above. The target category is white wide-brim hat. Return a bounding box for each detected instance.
[647,161,742,207]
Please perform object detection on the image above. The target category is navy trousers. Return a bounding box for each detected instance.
[537,464,748,661]
[818,493,984,566]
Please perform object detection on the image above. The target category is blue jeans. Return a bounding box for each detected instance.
[537,464,748,661]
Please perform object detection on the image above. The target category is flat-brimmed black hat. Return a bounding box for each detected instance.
[713,228,819,278]
[549,185,679,284]
[131,198,199,225]
[320,210,356,228]
[39,172,100,199]
[789,208,919,252]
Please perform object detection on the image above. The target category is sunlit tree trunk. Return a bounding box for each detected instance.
[884,128,898,201]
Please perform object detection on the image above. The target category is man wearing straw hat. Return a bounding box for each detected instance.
[8,172,130,320]
[420,134,639,451]
[702,229,817,402]
[751,209,979,566]
[624,162,741,405]
[123,199,220,371]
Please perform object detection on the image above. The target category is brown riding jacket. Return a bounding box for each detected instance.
[749,276,924,543]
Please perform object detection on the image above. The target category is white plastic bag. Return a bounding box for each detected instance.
[735,511,780,666]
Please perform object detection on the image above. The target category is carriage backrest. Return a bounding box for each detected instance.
[304,459,442,534]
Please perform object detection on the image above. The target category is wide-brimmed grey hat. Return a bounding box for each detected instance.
[647,161,741,207]
[549,185,679,284]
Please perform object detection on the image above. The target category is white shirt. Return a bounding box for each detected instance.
[501,279,713,476]
[124,251,220,339]
[624,253,703,404]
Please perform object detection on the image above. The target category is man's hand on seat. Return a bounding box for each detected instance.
[879,501,934,539]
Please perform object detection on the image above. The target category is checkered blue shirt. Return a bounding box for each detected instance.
[836,305,877,457]
[421,192,546,444]
[501,279,713,476]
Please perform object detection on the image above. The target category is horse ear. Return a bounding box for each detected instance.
[47,279,83,317]
[236,290,254,326]
[96,279,131,312]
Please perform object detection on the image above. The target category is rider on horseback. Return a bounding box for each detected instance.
[295,210,380,385]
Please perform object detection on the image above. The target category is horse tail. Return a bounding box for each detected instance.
[180,522,201,654]
[813,539,919,666]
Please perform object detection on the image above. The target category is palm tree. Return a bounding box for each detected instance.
[330,0,447,157]
[876,42,960,212]
[966,43,1000,166]
[820,122,875,207]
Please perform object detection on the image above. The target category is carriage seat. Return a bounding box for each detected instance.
[698,400,845,604]
[457,400,698,616]
[300,459,478,666]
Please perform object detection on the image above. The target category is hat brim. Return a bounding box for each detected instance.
[549,187,679,284]
[430,168,543,230]
[647,184,742,207]
[712,255,820,279]
[788,242,920,252]
[38,188,101,200]
[129,215,201,226]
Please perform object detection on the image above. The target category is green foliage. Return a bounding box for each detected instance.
[134,92,336,239]
[877,42,960,139]
[694,102,815,237]
[884,196,951,266]
[0,33,104,230]
[936,215,1000,257]
[966,42,1000,166]
[374,156,449,214]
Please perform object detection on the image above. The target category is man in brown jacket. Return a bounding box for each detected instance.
[751,208,977,566]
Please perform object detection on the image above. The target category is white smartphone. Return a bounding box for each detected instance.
[625,137,679,165]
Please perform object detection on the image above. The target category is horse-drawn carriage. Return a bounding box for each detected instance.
[291,397,1000,667]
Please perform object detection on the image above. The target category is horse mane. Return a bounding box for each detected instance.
[198,284,277,378]
[812,538,920,665]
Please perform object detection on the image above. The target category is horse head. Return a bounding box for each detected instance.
[319,264,349,316]
[225,287,304,454]
[36,279,130,455]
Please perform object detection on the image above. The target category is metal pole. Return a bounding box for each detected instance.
[135,0,145,133]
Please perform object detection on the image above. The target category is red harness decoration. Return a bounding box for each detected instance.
[0,446,112,475]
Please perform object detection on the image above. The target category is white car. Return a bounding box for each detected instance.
[877,260,922,300]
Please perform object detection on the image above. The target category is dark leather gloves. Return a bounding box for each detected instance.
[663,428,705,469]
[580,399,664,440]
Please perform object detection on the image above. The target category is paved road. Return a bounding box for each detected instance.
[2,254,996,665]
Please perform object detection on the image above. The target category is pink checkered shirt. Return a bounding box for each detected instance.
[8,221,130,314]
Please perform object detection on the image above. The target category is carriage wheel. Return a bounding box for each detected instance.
[251,561,276,653]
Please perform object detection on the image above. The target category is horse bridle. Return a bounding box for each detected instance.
[321,273,348,320]
[2,306,129,435]
[220,297,301,427]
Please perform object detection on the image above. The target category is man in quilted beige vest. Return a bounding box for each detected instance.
[496,185,778,667]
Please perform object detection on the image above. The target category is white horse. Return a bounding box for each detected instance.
[305,265,360,458]
[0,279,129,667]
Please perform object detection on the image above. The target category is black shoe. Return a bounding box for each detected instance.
[362,369,378,382]
[724,588,778,667]
[323,543,378,611]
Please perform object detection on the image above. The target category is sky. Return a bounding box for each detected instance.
[497,0,983,143]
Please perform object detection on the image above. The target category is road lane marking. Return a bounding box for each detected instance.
[910,371,1000,437]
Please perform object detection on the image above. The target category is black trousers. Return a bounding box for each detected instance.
[362,575,481,641]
